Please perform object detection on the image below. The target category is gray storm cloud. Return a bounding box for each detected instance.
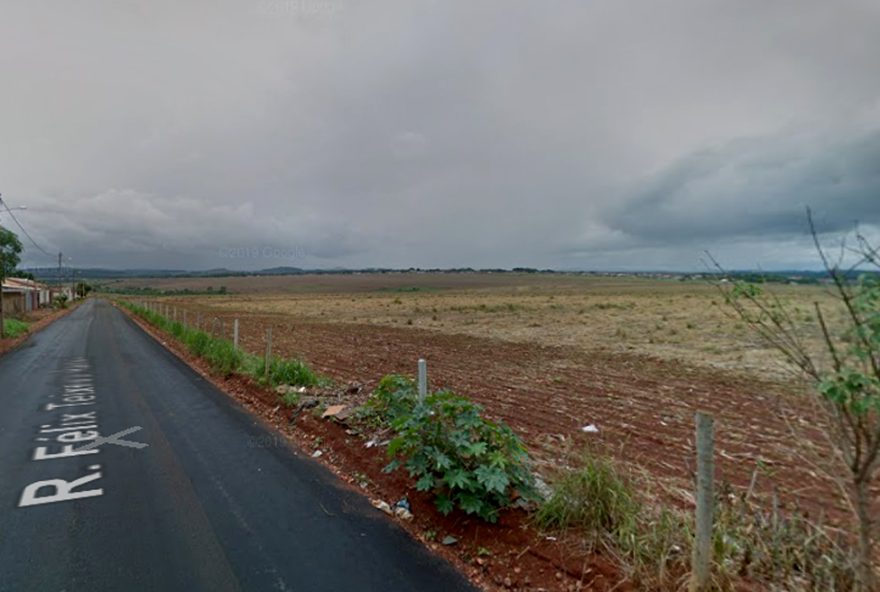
[0,0,878,271]
[606,127,880,244]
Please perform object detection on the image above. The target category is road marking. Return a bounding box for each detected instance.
[74,426,149,451]
[18,466,104,507]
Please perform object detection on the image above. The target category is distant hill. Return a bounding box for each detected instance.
[24,266,862,285]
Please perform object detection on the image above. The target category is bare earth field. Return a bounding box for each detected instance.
[111,272,864,523]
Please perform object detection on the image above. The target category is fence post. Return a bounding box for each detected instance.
[690,412,715,592]
[233,319,239,351]
[182,310,187,329]
[418,358,427,402]
[264,327,273,377]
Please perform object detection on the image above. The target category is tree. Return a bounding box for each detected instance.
[75,281,92,298]
[0,227,24,338]
[714,212,879,590]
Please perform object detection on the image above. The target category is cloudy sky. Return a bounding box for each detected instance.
[1,0,878,271]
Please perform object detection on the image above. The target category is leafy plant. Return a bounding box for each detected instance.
[0,227,23,339]
[358,374,419,426]
[383,389,535,523]
[1,318,29,338]
[281,390,301,407]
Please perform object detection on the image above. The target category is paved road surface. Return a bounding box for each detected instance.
[0,299,474,592]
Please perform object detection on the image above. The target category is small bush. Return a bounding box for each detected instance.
[535,453,641,537]
[185,330,211,357]
[203,339,242,376]
[384,389,536,523]
[281,391,301,407]
[358,374,419,426]
[535,450,858,590]
[259,357,319,387]
[2,318,29,338]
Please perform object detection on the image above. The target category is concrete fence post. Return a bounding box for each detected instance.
[233,319,239,351]
[690,412,715,592]
[264,327,273,377]
[418,358,427,402]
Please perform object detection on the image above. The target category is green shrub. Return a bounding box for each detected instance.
[203,339,242,376]
[184,330,211,357]
[358,374,419,425]
[535,453,641,535]
[535,451,857,589]
[2,318,29,338]
[260,357,318,387]
[281,391,301,407]
[384,389,535,523]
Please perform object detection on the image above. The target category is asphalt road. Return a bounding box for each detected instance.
[0,299,475,592]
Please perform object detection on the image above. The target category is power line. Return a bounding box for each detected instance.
[0,196,54,258]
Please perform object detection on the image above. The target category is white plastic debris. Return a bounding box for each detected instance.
[371,499,393,515]
[581,424,600,433]
[311,450,323,458]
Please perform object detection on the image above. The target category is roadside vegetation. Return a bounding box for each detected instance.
[356,372,859,589]
[535,449,856,590]
[1,318,29,339]
[715,218,880,590]
[360,375,536,522]
[0,226,24,339]
[118,300,321,388]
